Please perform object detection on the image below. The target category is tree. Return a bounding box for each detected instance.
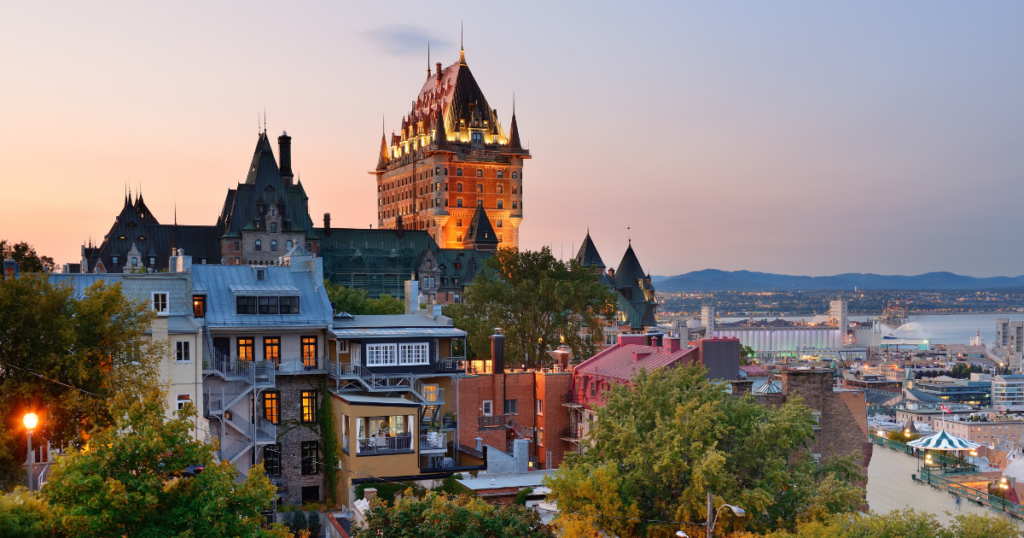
[0,487,53,538]
[764,508,1021,538]
[324,281,404,315]
[0,240,55,273]
[0,275,161,489]
[546,364,864,537]
[41,390,289,538]
[739,345,756,365]
[452,247,617,369]
[355,490,553,538]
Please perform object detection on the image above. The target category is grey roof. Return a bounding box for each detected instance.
[332,327,466,338]
[905,388,947,403]
[864,389,902,406]
[457,470,556,491]
[575,232,605,269]
[754,380,782,394]
[333,314,457,329]
[143,315,200,335]
[48,274,124,298]
[332,393,420,407]
[229,284,300,294]
[191,264,332,328]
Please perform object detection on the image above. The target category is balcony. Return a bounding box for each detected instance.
[479,414,512,428]
[274,357,325,374]
[419,432,448,454]
[357,435,414,455]
[433,359,465,373]
[560,425,584,441]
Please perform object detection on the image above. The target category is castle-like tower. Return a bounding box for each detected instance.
[373,45,529,249]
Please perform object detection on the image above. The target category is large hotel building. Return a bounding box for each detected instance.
[373,46,529,250]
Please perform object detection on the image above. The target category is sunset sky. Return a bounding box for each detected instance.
[2,2,1022,277]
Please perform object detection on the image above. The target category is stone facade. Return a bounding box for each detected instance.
[263,375,326,507]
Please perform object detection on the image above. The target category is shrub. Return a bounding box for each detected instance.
[513,487,534,505]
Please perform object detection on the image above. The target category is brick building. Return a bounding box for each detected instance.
[739,368,872,474]
[373,44,529,250]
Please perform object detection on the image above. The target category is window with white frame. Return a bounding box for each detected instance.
[152,292,168,315]
[811,410,821,430]
[176,394,192,411]
[537,399,544,415]
[338,340,349,353]
[482,400,493,416]
[175,341,190,363]
[365,344,397,366]
[399,343,429,365]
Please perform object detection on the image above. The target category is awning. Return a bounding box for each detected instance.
[907,429,981,451]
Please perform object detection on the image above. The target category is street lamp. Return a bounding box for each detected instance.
[23,413,38,492]
[1000,477,1009,512]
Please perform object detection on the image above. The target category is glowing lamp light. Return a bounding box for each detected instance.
[23,413,38,430]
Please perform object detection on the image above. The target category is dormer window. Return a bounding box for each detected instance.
[138,236,145,241]
[131,257,138,267]
[112,256,119,266]
[258,204,265,214]
[127,221,136,227]
[149,257,156,265]
[119,235,126,240]
[455,262,462,270]
[257,269,265,281]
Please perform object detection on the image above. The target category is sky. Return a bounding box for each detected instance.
[1,1,1022,277]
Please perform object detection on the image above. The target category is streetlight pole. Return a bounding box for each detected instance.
[23,413,38,492]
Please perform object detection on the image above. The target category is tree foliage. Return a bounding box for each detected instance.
[448,247,617,368]
[0,487,53,538]
[41,390,288,538]
[0,240,55,273]
[324,281,404,315]
[764,508,1021,538]
[355,490,553,538]
[546,364,865,537]
[0,275,161,489]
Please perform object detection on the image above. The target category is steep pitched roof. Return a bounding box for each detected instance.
[508,110,522,150]
[464,202,499,250]
[133,194,159,225]
[613,243,658,330]
[575,343,698,382]
[575,232,605,269]
[376,134,389,170]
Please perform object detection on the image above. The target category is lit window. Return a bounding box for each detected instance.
[175,341,190,363]
[237,337,255,361]
[457,219,463,226]
[301,391,317,423]
[264,392,280,424]
[192,295,205,317]
[264,337,280,366]
[302,336,318,368]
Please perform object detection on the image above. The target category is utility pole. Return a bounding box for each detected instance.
[706,491,713,538]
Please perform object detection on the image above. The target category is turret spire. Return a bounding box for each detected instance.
[459,22,467,66]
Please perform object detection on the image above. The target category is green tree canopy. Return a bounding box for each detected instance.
[355,490,553,538]
[765,508,1021,538]
[447,247,617,368]
[545,364,865,537]
[324,281,404,315]
[39,390,288,538]
[0,275,161,489]
[0,240,55,273]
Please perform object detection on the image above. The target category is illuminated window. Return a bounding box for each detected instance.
[302,336,318,368]
[237,337,255,361]
[264,337,280,366]
[301,391,317,423]
[264,391,280,424]
[457,219,463,226]
[192,295,205,317]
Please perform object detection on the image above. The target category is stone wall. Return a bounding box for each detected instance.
[265,375,326,507]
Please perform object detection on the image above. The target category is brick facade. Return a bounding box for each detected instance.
[263,375,325,507]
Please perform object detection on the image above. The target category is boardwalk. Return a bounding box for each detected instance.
[867,445,1020,527]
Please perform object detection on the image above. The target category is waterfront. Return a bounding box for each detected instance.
[718,313,1024,345]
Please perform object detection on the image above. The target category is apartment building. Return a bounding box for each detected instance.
[935,414,1024,448]
[993,375,1024,412]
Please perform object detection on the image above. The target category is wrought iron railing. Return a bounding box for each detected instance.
[433,359,465,373]
[220,438,250,463]
[915,468,1024,519]
[419,432,448,452]
[479,414,512,428]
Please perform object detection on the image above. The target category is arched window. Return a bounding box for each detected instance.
[512,172,518,179]
[270,222,277,233]
[444,168,449,176]
[476,169,483,177]
[286,240,293,251]
[497,171,503,179]
[271,240,278,251]
[255,240,262,251]
[456,168,463,176]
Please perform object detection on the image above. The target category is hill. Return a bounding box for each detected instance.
[655,270,1024,292]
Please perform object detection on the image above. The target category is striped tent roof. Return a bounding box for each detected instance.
[907,429,981,451]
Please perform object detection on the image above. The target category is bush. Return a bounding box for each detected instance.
[513,487,534,506]
[432,475,476,497]
[355,482,425,505]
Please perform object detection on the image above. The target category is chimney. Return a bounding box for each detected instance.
[607,268,615,279]
[396,214,404,238]
[3,258,19,280]
[664,337,681,353]
[729,379,754,396]
[278,132,293,186]
[552,347,570,369]
[404,278,419,314]
[324,213,332,237]
[474,437,482,452]
[364,488,377,501]
[435,62,442,81]
[490,328,505,375]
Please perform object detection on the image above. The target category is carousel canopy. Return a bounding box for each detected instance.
[906,429,981,451]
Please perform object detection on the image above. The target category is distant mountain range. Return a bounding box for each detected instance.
[653,270,1024,292]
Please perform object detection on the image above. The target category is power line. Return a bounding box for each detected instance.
[0,359,101,397]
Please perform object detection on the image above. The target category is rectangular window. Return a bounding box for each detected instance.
[176,394,191,411]
[301,391,317,423]
[504,399,518,415]
[476,184,483,192]
[264,444,281,476]
[264,337,280,366]
[264,391,280,424]
[482,400,493,416]
[237,338,255,361]
[496,219,502,228]
[302,336,318,368]
[497,171,503,179]
[537,399,544,415]
[258,296,279,314]
[236,296,257,314]
[457,183,463,192]
[338,340,349,353]
[175,341,191,363]
[302,485,320,504]
[279,296,300,314]
[192,295,206,318]
[366,344,398,366]
[301,441,319,475]
[153,292,168,315]
[399,343,429,365]
[456,199,463,208]
[497,201,504,209]
[112,256,119,266]
[512,201,518,209]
